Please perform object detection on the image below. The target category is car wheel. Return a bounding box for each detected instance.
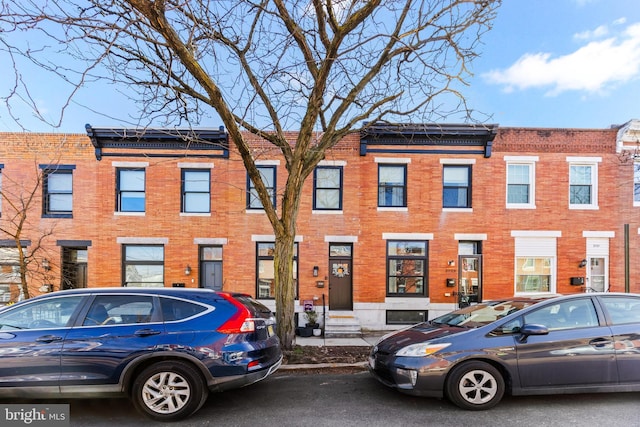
[131,360,208,421]
[446,361,504,411]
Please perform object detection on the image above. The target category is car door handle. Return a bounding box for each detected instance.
[589,338,613,349]
[36,335,63,343]
[134,329,161,337]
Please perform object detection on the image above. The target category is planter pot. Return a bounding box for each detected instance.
[312,328,322,337]
[298,327,313,337]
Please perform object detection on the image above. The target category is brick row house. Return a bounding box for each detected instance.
[1,120,639,333]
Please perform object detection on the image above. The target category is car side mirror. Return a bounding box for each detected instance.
[517,323,549,343]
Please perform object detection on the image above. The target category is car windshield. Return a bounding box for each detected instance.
[430,300,538,328]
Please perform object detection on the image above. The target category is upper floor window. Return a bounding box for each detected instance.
[505,157,537,209]
[314,166,343,210]
[122,245,164,287]
[386,240,428,297]
[41,165,75,218]
[182,169,210,213]
[378,164,406,207]
[256,242,298,299]
[117,168,146,212]
[443,165,471,208]
[634,162,640,206]
[567,157,600,209]
[0,165,3,216]
[247,166,276,210]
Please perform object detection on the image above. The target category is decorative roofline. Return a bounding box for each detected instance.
[85,124,229,160]
[359,122,498,157]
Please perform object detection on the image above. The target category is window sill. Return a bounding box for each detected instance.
[312,210,343,215]
[377,207,408,212]
[42,214,73,219]
[506,204,536,210]
[442,208,473,213]
[568,205,599,210]
[180,212,211,217]
[114,211,145,216]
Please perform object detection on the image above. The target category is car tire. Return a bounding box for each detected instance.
[446,361,505,411]
[131,360,208,421]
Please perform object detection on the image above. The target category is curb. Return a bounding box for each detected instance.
[279,361,368,371]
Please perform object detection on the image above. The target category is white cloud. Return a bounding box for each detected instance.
[483,22,640,96]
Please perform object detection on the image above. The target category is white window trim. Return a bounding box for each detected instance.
[505,157,538,209]
[513,235,557,296]
[567,157,600,210]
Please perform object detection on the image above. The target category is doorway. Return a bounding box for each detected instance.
[199,246,223,291]
[61,247,88,290]
[458,255,482,307]
[328,243,353,311]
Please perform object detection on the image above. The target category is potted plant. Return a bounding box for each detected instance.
[303,309,321,337]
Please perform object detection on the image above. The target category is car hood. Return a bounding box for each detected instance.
[375,322,470,354]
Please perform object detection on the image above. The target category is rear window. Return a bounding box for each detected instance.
[234,295,273,319]
[160,297,207,321]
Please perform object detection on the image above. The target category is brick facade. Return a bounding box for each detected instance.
[1,122,639,331]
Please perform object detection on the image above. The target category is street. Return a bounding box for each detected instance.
[56,371,639,426]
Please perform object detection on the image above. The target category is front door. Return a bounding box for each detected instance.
[201,261,222,291]
[328,244,353,311]
[587,257,607,292]
[458,255,482,308]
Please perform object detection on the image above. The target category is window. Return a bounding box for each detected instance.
[117,168,145,212]
[524,299,598,331]
[387,241,427,296]
[378,164,406,207]
[41,165,75,217]
[0,247,23,304]
[601,296,640,325]
[513,233,558,294]
[248,166,276,210]
[314,166,343,210]
[567,158,600,209]
[182,169,210,213]
[122,245,164,287]
[515,257,552,293]
[386,310,427,325]
[443,165,471,208]
[634,162,640,205]
[83,295,155,326]
[0,295,84,330]
[256,242,297,299]
[505,158,536,208]
[161,297,208,321]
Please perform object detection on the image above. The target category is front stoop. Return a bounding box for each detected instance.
[323,311,362,338]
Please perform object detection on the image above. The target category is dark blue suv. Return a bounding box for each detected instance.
[0,288,282,421]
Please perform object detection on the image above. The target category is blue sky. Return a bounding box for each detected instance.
[1,0,639,133]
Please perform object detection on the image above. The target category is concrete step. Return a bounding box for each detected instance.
[324,311,362,338]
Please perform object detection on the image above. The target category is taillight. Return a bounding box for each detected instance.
[217,293,256,333]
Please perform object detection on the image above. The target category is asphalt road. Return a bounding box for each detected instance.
[51,371,640,426]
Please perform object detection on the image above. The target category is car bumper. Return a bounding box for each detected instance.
[368,353,446,398]
[207,355,283,392]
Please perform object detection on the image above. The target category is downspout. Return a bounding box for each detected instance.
[625,224,630,293]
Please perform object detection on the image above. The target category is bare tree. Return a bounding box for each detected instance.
[0,161,59,302]
[0,0,501,348]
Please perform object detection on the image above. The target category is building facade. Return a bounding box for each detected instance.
[1,120,639,333]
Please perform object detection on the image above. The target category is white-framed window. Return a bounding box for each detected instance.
[505,156,537,209]
[567,157,600,210]
[512,232,559,295]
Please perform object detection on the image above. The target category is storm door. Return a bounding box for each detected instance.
[328,243,353,311]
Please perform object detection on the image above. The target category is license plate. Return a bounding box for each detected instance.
[267,325,275,337]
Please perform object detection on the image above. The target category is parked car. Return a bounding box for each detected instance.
[0,287,282,421]
[369,292,640,410]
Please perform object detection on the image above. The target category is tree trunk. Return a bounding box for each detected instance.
[273,232,296,350]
